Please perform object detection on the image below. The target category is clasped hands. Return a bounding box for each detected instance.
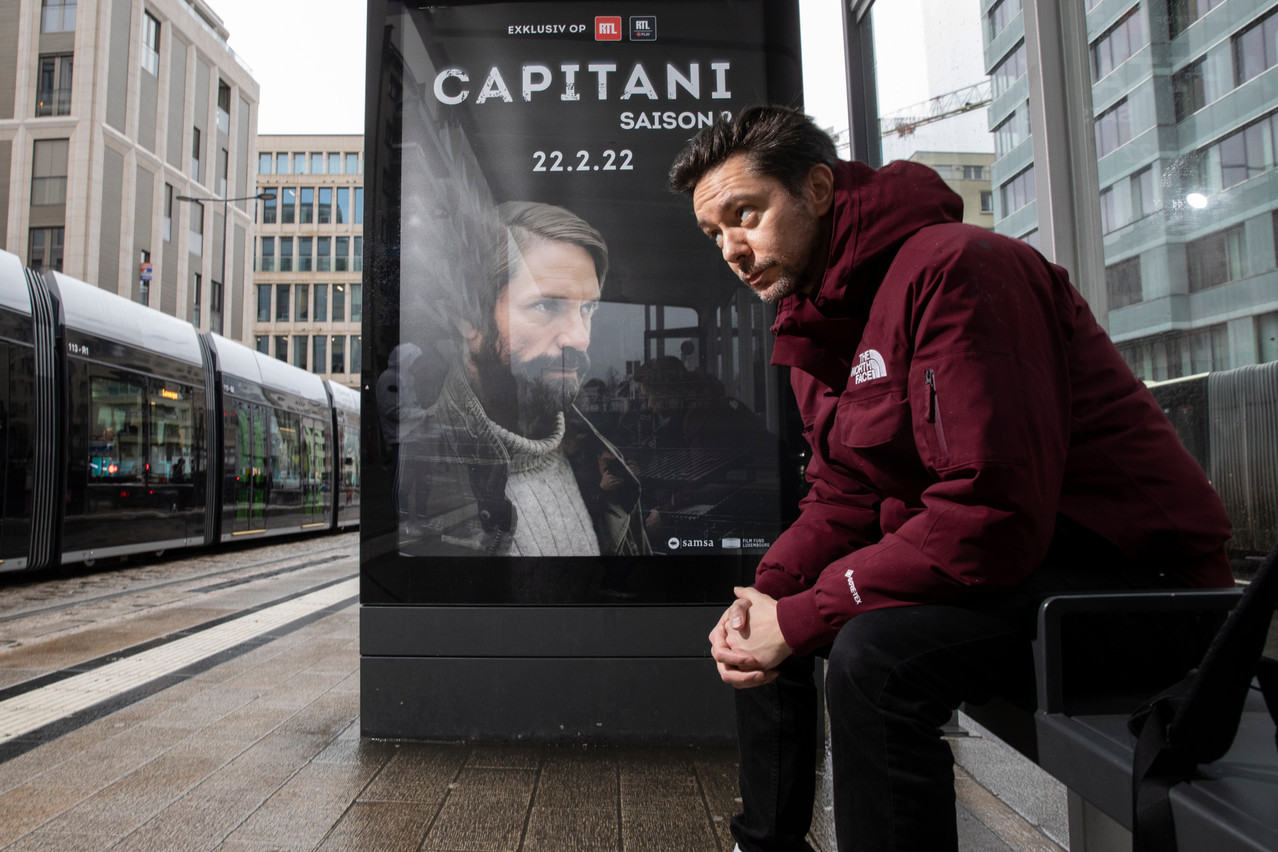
[708,586,793,688]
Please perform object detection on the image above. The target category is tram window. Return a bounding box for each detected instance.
[149,382,195,483]
[270,409,301,493]
[89,377,145,482]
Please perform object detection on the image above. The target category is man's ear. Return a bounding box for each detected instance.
[805,164,835,216]
[459,318,483,355]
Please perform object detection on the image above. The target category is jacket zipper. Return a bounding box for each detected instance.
[925,369,949,456]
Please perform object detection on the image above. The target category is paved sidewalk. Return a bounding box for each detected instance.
[0,598,1064,851]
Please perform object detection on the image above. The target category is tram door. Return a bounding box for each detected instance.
[232,403,268,533]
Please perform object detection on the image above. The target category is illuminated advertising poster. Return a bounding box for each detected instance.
[365,0,804,604]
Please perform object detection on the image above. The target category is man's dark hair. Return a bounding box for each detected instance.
[668,105,839,197]
[473,201,609,340]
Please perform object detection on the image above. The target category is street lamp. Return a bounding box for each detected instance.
[176,190,275,332]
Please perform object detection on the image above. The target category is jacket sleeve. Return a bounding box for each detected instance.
[753,473,881,603]
[775,245,1075,656]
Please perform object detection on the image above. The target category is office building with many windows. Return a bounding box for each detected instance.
[978,0,1278,379]
[252,135,362,389]
[0,0,262,340]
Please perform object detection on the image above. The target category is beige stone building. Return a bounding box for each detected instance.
[908,151,997,230]
[251,135,362,389]
[0,0,260,341]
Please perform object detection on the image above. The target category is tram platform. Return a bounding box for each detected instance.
[0,535,1066,851]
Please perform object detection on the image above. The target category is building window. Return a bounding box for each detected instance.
[36,54,73,117]
[216,81,231,134]
[210,281,223,334]
[1094,99,1132,158]
[257,285,270,322]
[139,250,151,306]
[276,153,290,175]
[275,284,290,322]
[295,284,309,321]
[40,0,75,33]
[1187,225,1246,292]
[312,336,327,374]
[350,284,362,322]
[1134,166,1157,218]
[353,236,363,271]
[1234,8,1278,86]
[275,336,288,362]
[335,236,349,271]
[262,189,277,224]
[163,183,173,242]
[345,152,360,174]
[255,336,269,354]
[332,283,345,321]
[1172,60,1206,122]
[1001,165,1036,214]
[335,188,350,225]
[317,237,331,272]
[28,227,64,272]
[311,152,324,174]
[294,335,309,370]
[962,165,984,180]
[991,41,1027,98]
[217,148,228,197]
[1206,116,1273,190]
[353,188,364,225]
[299,187,314,224]
[979,191,993,214]
[259,236,274,272]
[279,237,293,272]
[31,138,69,205]
[281,187,296,224]
[192,273,201,326]
[328,152,341,174]
[298,237,313,272]
[1258,310,1278,364]
[142,12,160,76]
[258,152,272,174]
[314,284,328,321]
[190,127,201,182]
[1092,6,1146,81]
[1106,256,1143,308]
[189,202,203,256]
[331,335,346,373]
[318,187,332,224]
[350,335,362,374]
[987,0,1022,40]
[293,152,307,174]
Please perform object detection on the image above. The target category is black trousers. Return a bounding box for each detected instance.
[729,557,1204,852]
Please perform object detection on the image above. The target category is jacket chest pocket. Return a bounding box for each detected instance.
[833,382,925,494]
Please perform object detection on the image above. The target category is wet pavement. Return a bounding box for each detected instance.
[0,534,1066,850]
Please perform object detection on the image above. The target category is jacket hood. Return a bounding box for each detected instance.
[770,160,964,382]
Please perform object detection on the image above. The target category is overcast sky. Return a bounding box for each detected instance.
[208,0,849,138]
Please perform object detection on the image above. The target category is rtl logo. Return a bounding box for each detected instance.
[595,16,622,40]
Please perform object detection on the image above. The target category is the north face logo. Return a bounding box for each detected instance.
[852,349,887,384]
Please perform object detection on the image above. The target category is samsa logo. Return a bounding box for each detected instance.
[851,349,888,384]
[595,16,622,40]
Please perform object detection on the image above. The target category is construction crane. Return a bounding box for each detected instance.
[879,80,992,137]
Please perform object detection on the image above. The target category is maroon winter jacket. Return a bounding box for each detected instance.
[759,159,1233,656]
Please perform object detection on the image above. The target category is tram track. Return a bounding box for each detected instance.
[0,534,357,626]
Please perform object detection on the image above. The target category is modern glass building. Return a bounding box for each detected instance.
[252,135,363,390]
[0,0,262,340]
[976,0,1278,379]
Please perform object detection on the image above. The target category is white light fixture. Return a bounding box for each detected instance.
[1186,192,1209,209]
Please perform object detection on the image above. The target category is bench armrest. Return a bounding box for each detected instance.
[1034,589,1242,714]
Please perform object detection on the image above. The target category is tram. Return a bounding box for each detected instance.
[0,248,359,573]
